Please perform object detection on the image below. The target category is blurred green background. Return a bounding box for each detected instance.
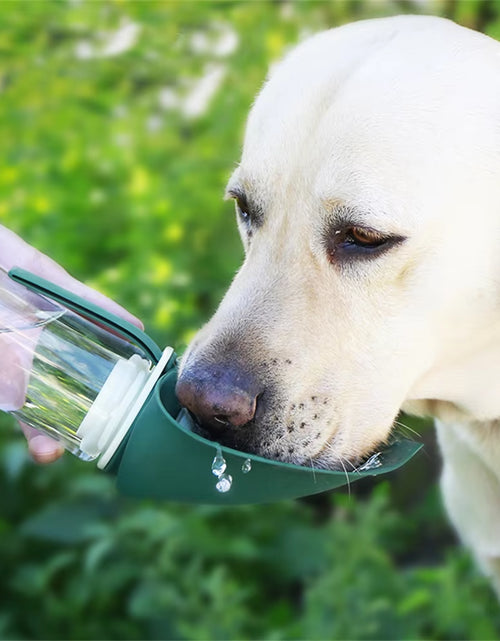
[1,1,500,639]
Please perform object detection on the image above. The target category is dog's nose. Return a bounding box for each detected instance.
[175,364,259,431]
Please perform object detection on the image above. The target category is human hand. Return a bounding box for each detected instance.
[0,225,143,464]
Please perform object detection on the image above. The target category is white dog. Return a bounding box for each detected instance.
[176,15,500,594]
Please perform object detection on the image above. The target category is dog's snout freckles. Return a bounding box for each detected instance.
[175,346,343,464]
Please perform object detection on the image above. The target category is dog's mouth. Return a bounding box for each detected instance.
[175,359,402,471]
[180,406,387,473]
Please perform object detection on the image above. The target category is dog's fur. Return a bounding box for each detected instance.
[177,15,500,593]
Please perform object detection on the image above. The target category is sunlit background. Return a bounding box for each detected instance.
[1,1,500,639]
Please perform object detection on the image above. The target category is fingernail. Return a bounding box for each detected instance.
[29,435,64,464]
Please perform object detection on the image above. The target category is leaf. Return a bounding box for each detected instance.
[20,498,118,544]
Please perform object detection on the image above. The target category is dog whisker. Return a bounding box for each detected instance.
[308,457,317,484]
[338,456,351,498]
[393,419,421,439]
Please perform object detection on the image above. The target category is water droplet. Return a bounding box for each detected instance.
[358,452,383,471]
[176,407,196,431]
[211,447,227,478]
[241,458,252,474]
[216,473,233,493]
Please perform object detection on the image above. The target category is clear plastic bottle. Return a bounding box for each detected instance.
[0,267,157,463]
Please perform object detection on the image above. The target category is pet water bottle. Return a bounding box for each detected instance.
[0,266,423,504]
[0,266,172,466]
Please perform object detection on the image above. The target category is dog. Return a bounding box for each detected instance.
[176,14,500,594]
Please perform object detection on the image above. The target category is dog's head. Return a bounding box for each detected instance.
[176,15,500,469]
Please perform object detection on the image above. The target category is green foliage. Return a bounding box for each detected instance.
[2,438,500,640]
[2,1,500,639]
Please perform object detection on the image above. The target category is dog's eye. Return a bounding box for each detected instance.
[226,188,263,231]
[327,224,405,262]
[235,198,251,225]
[342,226,389,249]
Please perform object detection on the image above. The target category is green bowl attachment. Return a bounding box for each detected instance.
[112,369,423,505]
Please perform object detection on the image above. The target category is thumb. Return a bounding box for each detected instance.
[20,423,64,464]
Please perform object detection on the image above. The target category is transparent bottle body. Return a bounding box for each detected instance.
[0,269,153,461]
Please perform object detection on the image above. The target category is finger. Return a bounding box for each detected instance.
[0,225,144,329]
[20,422,65,464]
